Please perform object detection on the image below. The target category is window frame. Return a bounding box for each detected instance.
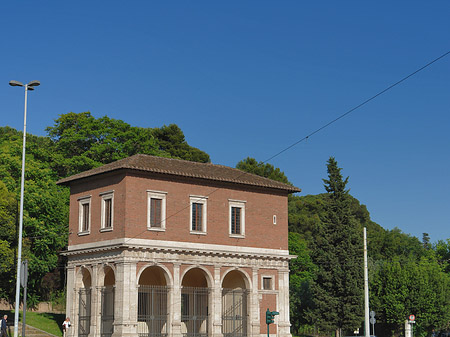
[190,196,207,235]
[228,199,246,238]
[147,190,167,231]
[261,275,274,291]
[78,196,91,235]
[100,191,114,232]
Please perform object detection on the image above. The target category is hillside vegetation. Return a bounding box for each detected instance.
[1,113,449,337]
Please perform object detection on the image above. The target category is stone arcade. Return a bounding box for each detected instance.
[58,154,300,337]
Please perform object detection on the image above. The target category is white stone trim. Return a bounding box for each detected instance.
[229,200,245,238]
[261,275,274,291]
[189,196,207,234]
[147,190,167,230]
[78,196,91,235]
[67,237,290,257]
[100,191,114,230]
[180,265,214,288]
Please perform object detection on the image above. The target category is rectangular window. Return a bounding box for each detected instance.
[150,198,162,227]
[192,203,203,231]
[100,192,114,231]
[231,207,241,234]
[82,203,90,231]
[147,191,167,230]
[263,277,272,290]
[229,200,245,237]
[190,196,207,234]
[78,196,91,234]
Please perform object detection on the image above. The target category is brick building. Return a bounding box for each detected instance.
[57,154,300,337]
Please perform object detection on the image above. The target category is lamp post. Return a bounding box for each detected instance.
[9,80,40,337]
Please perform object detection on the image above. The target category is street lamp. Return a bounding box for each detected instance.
[9,80,40,337]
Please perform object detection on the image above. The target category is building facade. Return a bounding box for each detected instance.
[58,154,300,337]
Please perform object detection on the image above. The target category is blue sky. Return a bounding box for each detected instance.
[1,1,449,242]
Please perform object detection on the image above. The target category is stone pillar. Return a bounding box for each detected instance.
[171,263,182,337]
[90,265,99,337]
[277,268,292,337]
[66,265,76,337]
[250,267,260,337]
[112,261,137,337]
[212,266,223,337]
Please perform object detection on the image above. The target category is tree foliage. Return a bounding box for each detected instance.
[309,157,364,334]
[370,256,450,336]
[236,157,291,185]
[0,113,210,303]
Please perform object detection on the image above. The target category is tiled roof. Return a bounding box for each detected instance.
[56,154,301,193]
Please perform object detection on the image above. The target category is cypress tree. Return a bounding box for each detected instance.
[310,157,364,336]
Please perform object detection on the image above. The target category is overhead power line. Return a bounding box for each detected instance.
[120,50,450,243]
[263,50,450,164]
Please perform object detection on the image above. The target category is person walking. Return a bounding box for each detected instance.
[62,317,71,337]
[0,315,8,337]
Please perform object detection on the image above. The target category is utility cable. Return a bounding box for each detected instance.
[118,50,450,244]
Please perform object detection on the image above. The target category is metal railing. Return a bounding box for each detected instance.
[138,285,169,337]
[181,287,210,337]
[222,288,249,337]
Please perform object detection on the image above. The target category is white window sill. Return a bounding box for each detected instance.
[190,231,207,236]
[100,227,113,232]
[78,231,90,236]
[229,234,245,239]
[148,227,166,232]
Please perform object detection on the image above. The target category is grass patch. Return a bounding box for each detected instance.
[0,310,64,336]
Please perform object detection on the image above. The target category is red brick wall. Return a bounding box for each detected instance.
[260,293,278,334]
[68,171,289,251]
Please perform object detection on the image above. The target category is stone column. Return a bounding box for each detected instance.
[112,260,137,337]
[250,267,260,337]
[277,268,292,337]
[66,264,76,337]
[90,265,99,337]
[212,266,223,337]
[171,263,182,337]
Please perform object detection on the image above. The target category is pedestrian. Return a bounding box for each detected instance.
[62,317,71,337]
[0,315,8,337]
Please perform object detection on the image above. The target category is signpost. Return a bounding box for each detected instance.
[265,309,279,337]
[369,311,376,337]
[20,260,28,337]
[408,314,416,337]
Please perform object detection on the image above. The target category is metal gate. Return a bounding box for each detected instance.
[222,289,248,337]
[181,287,210,337]
[138,285,169,337]
[101,286,115,337]
[78,288,91,337]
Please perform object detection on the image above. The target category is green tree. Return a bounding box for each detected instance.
[0,127,69,301]
[46,112,163,176]
[236,157,291,184]
[309,157,364,336]
[288,232,316,334]
[152,124,210,163]
[370,256,450,337]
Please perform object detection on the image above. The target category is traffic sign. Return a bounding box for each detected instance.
[370,311,376,318]
[409,315,415,321]
[370,318,376,325]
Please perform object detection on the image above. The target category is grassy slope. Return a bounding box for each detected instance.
[1,311,64,336]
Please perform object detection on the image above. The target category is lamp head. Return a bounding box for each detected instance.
[9,80,24,87]
[28,80,40,87]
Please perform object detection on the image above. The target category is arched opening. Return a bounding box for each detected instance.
[138,266,169,337]
[101,266,115,337]
[181,268,211,337]
[222,270,249,337]
[78,268,92,337]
